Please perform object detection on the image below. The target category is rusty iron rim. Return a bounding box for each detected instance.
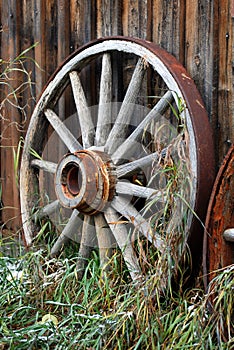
[203,144,234,289]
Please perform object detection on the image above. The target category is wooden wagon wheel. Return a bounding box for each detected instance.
[20,37,214,285]
[203,144,234,289]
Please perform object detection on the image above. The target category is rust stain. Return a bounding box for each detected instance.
[203,144,234,287]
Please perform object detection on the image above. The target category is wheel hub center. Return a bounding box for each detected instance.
[55,150,116,214]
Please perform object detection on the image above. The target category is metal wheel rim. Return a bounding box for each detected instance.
[203,144,234,289]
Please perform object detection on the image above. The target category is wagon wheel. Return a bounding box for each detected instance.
[20,37,214,287]
[203,144,234,289]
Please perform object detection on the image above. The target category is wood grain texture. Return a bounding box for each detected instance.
[185,0,233,164]
[0,0,233,231]
[0,1,22,228]
[217,0,233,162]
[152,0,185,62]
[97,0,122,37]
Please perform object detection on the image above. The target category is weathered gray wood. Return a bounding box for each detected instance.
[94,213,113,268]
[0,0,23,229]
[104,206,141,281]
[76,215,96,279]
[97,0,122,37]
[50,209,81,257]
[116,151,160,178]
[96,0,123,112]
[31,159,57,174]
[69,70,95,148]
[116,181,162,200]
[33,199,60,220]
[111,196,164,250]
[70,0,95,50]
[105,58,146,154]
[122,0,148,39]
[95,53,112,146]
[112,90,173,164]
[44,109,82,152]
[185,0,233,162]
[216,0,233,161]
[151,0,185,61]
[57,0,70,65]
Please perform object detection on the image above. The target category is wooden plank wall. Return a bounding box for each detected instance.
[0,0,233,230]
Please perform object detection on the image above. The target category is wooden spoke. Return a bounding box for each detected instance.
[50,209,81,257]
[44,109,82,152]
[111,196,165,250]
[94,213,113,268]
[105,58,146,154]
[116,181,163,201]
[104,207,141,281]
[116,152,160,178]
[69,71,95,148]
[31,159,57,174]
[112,90,173,164]
[95,53,112,146]
[76,215,96,278]
[33,199,60,221]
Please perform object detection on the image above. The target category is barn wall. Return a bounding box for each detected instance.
[0,0,233,229]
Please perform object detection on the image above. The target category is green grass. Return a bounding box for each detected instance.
[0,238,233,350]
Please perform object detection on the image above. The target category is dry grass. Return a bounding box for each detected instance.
[0,238,233,349]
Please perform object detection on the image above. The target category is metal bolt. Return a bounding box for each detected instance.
[223,228,234,242]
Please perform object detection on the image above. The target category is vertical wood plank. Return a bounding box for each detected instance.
[0,0,22,229]
[121,0,151,106]
[97,0,123,37]
[21,0,37,132]
[122,0,149,39]
[45,0,58,79]
[217,0,233,162]
[57,0,70,64]
[33,0,58,93]
[185,0,216,112]
[152,0,185,62]
[57,0,71,119]
[185,0,233,164]
[70,0,97,108]
[70,0,96,50]
[96,0,123,105]
[185,0,217,161]
[33,0,47,98]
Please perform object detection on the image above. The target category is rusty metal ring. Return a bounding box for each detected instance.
[203,144,234,289]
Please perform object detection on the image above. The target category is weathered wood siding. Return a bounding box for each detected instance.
[0,0,233,229]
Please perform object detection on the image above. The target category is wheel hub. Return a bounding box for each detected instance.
[55,150,116,214]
